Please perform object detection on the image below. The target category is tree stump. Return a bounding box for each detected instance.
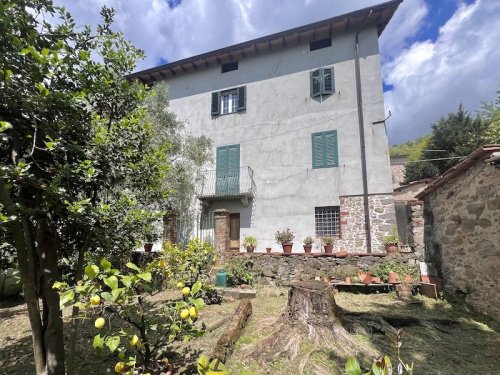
[286,281,342,327]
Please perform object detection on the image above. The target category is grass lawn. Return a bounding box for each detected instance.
[0,287,498,374]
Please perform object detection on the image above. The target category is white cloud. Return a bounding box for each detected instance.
[383,0,500,144]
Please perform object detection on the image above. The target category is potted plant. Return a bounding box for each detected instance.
[243,235,257,253]
[322,236,335,254]
[383,228,400,254]
[275,228,295,254]
[143,223,157,253]
[303,236,313,253]
[266,247,272,254]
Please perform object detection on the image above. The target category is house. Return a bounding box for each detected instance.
[128,0,402,253]
[416,145,500,320]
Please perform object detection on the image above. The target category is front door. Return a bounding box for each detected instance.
[216,144,240,196]
[229,213,240,251]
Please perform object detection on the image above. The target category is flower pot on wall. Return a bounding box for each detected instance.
[303,245,312,253]
[336,251,348,258]
[385,243,398,254]
[246,246,255,253]
[282,242,293,254]
[388,271,399,284]
[324,245,333,254]
[404,274,413,284]
[266,247,272,254]
[144,243,153,253]
[344,277,352,285]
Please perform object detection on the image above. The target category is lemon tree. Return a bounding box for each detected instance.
[55,259,206,374]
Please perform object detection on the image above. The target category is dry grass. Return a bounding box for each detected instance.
[0,288,499,374]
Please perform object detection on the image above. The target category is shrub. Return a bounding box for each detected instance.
[303,236,313,245]
[224,258,257,286]
[242,235,257,248]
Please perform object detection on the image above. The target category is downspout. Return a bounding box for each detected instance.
[354,10,373,253]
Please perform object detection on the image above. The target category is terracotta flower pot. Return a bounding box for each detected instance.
[246,246,255,253]
[336,251,348,258]
[388,271,400,284]
[372,276,381,284]
[282,242,293,254]
[358,271,367,283]
[363,273,373,285]
[303,244,312,253]
[344,277,352,285]
[385,243,398,254]
[324,244,333,254]
[144,243,153,253]
[266,247,272,254]
[396,283,413,299]
[404,274,413,284]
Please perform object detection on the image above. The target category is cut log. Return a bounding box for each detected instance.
[212,299,252,362]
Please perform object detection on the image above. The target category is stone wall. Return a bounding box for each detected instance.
[339,194,397,253]
[224,253,419,284]
[423,162,500,320]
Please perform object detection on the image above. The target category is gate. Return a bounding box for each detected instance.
[175,211,215,247]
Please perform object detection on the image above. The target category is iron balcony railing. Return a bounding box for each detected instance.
[196,166,256,199]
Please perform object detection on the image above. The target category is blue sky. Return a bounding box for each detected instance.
[53,0,500,144]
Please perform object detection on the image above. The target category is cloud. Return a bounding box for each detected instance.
[53,0,383,70]
[383,0,500,144]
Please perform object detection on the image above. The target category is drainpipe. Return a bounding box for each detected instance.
[354,10,373,253]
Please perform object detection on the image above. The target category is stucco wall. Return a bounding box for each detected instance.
[423,162,500,320]
[164,26,394,252]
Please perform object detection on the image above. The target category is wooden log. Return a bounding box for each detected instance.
[212,299,252,362]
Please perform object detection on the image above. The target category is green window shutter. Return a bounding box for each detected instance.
[321,67,334,95]
[227,144,240,170]
[216,146,228,173]
[312,133,325,168]
[211,91,220,116]
[310,69,321,98]
[237,86,246,111]
[324,130,338,167]
[216,145,240,195]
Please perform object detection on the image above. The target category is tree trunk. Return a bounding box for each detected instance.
[37,218,66,374]
[0,181,46,374]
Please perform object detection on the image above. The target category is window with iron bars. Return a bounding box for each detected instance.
[315,206,341,237]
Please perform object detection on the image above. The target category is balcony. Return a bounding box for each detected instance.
[196,166,256,206]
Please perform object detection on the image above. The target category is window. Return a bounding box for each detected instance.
[211,86,246,116]
[315,206,341,237]
[221,61,238,73]
[310,38,331,51]
[310,67,334,98]
[311,130,338,168]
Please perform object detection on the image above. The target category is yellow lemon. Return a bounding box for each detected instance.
[161,358,169,363]
[114,361,126,373]
[158,259,166,268]
[129,334,140,347]
[94,317,106,329]
[90,295,101,305]
[189,306,197,318]
[181,287,190,296]
[180,309,190,320]
[176,281,185,289]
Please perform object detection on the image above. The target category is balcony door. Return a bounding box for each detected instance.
[216,144,240,196]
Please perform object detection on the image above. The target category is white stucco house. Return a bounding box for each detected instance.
[128,0,402,253]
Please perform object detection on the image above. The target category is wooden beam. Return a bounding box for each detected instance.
[216,56,221,65]
[158,71,167,78]
[268,40,273,51]
[254,43,259,55]
[148,74,156,82]
[241,49,246,58]
[296,33,301,44]
[191,61,198,70]
[181,65,187,72]
[228,53,233,61]
[312,29,316,41]
[329,23,333,36]
[169,68,176,76]
[345,17,351,32]
[203,59,209,68]
[282,36,287,48]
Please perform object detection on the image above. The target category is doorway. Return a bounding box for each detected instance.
[229,213,240,251]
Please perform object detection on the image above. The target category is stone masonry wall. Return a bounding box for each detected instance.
[224,253,419,284]
[339,194,397,253]
[424,162,500,320]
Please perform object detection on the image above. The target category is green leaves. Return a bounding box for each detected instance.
[191,281,202,296]
[93,334,104,352]
[105,335,120,353]
[85,264,99,279]
[59,290,74,309]
[103,275,118,290]
[345,356,362,375]
[126,262,140,272]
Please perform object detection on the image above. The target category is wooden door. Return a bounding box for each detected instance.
[229,213,240,250]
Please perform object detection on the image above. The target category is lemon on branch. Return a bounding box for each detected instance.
[95,317,106,329]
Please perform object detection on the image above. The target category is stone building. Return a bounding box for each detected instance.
[416,145,500,320]
[129,1,402,253]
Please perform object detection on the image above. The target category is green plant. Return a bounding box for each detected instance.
[383,228,400,245]
[243,235,257,248]
[224,258,256,286]
[322,236,335,245]
[303,236,313,245]
[371,259,420,283]
[345,329,414,375]
[160,238,216,286]
[197,355,228,374]
[275,228,295,243]
[55,259,206,374]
